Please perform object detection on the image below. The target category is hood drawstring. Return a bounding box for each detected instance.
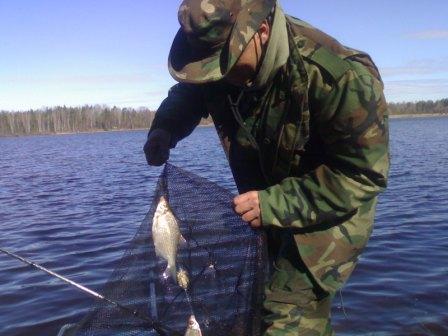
[227,90,272,186]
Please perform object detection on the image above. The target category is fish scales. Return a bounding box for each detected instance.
[152,196,185,281]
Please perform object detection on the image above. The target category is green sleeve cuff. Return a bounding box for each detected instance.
[258,187,284,228]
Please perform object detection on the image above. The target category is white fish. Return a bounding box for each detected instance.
[152,196,185,281]
[184,315,202,336]
[177,268,190,290]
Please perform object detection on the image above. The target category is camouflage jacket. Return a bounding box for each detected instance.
[150,16,390,294]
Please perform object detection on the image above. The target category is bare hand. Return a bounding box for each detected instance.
[233,191,261,228]
[143,129,171,166]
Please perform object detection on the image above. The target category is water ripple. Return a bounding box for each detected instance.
[0,119,447,335]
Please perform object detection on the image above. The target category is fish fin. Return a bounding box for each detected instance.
[162,265,171,280]
[179,234,187,245]
[163,264,177,281]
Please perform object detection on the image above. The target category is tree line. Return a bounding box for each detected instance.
[0,105,157,136]
[388,98,448,116]
[0,99,447,136]
[0,105,212,137]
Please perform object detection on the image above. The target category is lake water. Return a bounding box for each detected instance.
[0,117,447,336]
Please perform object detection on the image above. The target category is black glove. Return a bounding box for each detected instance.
[143,129,171,166]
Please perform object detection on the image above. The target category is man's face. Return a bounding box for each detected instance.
[224,20,270,87]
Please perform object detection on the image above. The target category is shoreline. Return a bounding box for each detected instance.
[0,124,215,138]
[389,113,448,119]
[0,128,148,138]
[0,115,446,138]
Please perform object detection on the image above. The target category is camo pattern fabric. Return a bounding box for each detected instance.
[149,8,390,336]
[263,291,334,336]
[258,15,390,295]
[169,0,276,83]
[260,231,336,336]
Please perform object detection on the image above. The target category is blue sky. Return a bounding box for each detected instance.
[1,0,447,111]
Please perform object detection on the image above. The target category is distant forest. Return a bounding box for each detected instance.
[388,98,448,116]
[0,106,154,136]
[0,98,447,136]
[0,105,213,137]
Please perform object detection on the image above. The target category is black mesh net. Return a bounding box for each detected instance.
[61,163,266,336]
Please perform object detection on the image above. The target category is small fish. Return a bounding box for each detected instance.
[177,268,190,290]
[184,315,202,336]
[152,196,185,281]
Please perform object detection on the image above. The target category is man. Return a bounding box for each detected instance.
[144,0,390,335]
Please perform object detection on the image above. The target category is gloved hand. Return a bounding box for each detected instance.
[143,129,171,166]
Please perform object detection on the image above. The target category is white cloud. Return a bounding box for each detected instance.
[406,30,448,40]
[380,57,448,78]
[384,78,448,102]
[0,71,175,111]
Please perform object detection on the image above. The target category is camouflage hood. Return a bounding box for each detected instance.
[249,4,289,89]
[169,0,276,84]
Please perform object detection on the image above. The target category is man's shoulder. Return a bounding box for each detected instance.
[286,15,381,82]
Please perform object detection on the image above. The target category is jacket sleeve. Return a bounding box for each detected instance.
[259,62,390,229]
[149,83,208,147]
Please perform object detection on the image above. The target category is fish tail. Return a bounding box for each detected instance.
[179,234,187,245]
[163,264,177,281]
[162,265,171,279]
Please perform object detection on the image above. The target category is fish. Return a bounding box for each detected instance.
[184,315,202,336]
[177,268,190,290]
[152,196,186,281]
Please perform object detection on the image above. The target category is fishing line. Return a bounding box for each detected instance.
[0,248,180,336]
[338,289,348,319]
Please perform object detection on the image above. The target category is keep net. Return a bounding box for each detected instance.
[61,163,267,336]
